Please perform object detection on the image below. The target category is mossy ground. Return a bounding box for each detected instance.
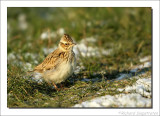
[7,7,151,108]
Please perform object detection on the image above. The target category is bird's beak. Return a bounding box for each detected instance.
[71,43,76,46]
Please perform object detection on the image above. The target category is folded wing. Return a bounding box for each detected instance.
[34,49,61,73]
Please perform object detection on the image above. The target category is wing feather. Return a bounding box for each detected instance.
[34,48,62,73]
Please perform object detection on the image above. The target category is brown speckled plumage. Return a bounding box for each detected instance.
[33,34,76,90]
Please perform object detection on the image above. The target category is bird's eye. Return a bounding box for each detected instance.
[65,43,68,45]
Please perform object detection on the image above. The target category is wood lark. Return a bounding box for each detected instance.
[33,34,76,90]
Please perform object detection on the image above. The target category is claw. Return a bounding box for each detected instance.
[52,82,60,91]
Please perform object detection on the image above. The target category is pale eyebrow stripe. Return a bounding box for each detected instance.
[60,42,69,46]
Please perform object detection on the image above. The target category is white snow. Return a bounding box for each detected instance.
[129,56,151,73]
[136,62,151,69]
[143,62,151,67]
[124,78,151,98]
[130,68,138,73]
[18,14,28,30]
[74,66,81,74]
[116,61,151,80]
[129,57,151,73]
[57,28,65,36]
[101,49,113,56]
[136,61,151,69]
[33,73,43,83]
[40,31,57,40]
[116,74,131,80]
[74,71,151,107]
[50,32,57,38]
[40,28,65,40]
[8,52,16,60]
[73,43,99,57]
[24,52,37,60]
[43,47,56,55]
[80,37,97,43]
[73,37,112,57]
[74,93,151,107]
[23,62,32,71]
[140,56,151,63]
[40,32,49,40]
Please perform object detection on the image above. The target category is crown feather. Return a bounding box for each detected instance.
[60,34,73,43]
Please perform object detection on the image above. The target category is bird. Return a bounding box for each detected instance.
[33,34,76,91]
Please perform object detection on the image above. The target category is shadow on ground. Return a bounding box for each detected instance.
[28,66,151,97]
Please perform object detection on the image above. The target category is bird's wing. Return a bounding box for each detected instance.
[34,49,62,73]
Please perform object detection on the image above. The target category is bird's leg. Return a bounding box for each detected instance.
[52,82,60,91]
[60,83,69,90]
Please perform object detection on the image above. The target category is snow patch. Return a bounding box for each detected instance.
[80,37,97,43]
[57,28,65,36]
[41,32,49,40]
[74,71,151,108]
[40,28,65,40]
[140,56,151,63]
[73,37,112,57]
[116,61,151,80]
[23,62,32,71]
[32,72,43,83]
[74,93,151,107]
[24,52,37,60]
[124,78,151,98]
[130,68,138,73]
[43,47,56,55]
[8,52,16,60]
[116,74,131,80]
[18,14,28,30]
[137,62,151,69]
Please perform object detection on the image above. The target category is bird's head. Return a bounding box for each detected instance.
[59,34,76,51]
